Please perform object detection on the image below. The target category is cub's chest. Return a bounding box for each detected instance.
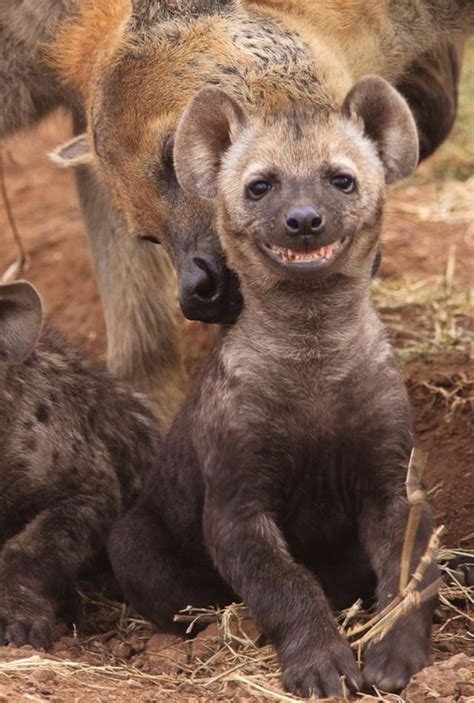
[277,437,364,555]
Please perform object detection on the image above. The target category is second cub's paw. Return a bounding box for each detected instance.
[282,635,362,698]
[363,627,430,693]
[0,616,52,650]
[0,585,54,650]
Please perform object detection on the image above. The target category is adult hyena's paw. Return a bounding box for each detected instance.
[0,586,55,650]
[363,626,431,693]
[282,633,363,699]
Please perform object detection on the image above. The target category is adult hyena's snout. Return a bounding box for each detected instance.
[179,253,243,324]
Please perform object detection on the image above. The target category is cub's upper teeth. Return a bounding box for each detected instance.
[264,238,346,263]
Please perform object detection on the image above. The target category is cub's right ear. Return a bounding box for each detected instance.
[174,87,248,199]
[0,281,43,363]
[342,75,419,184]
[49,133,94,168]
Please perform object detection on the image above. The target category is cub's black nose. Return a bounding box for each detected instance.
[284,206,324,236]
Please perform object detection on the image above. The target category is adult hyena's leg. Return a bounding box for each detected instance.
[74,163,187,427]
[396,39,464,161]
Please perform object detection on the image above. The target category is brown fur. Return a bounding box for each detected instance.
[0,1,187,429]
[48,1,472,262]
[0,0,468,423]
[0,282,161,649]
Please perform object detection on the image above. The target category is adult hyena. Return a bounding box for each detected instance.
[0,0,467,426]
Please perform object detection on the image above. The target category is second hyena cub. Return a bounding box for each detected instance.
[0,281,160,649]
[109,76,438,698]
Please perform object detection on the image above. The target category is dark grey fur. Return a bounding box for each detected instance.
[0,298,160,650]
[109,80,439,698]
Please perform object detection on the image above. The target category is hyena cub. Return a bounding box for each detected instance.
[0,281,160,649]
[109,76,438,698]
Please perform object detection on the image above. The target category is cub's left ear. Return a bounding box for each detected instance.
[341,75,419,184]
[49,133,94,168]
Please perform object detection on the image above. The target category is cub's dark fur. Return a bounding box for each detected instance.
[0,283,160,650]
[109,78,439,698]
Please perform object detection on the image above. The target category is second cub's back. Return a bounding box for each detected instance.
[0,323,160,546]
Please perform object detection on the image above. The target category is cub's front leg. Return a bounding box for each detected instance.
[360,476,439,692]
[0,491,118,650]
[202,445,362,699]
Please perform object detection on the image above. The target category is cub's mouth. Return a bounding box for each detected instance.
[256,236,350,274]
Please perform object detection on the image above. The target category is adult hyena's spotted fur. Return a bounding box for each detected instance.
[49,0,472,264]
[0,0,468,426]
[0,283,161,650]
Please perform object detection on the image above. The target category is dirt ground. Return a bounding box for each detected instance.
[0,56,473,703]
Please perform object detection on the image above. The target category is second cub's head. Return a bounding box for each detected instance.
[174,76,418,290]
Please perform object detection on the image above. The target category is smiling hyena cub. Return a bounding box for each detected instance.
[109,76,438,698]
[0,281,160,649]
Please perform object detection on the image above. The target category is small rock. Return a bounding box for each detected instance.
[145,632,184,654]
[141,640,191,675]
[227,617,261,644]
[403,653,474,701]
[30,668,57,685]
[127,632,146,654]
[196,622,221,638]
[190,622,222,661]
[111,641,132,659]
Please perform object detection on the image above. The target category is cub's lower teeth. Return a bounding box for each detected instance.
[266,238,345,263]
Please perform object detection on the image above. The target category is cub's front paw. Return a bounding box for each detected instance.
[363,626,430,693]
[282,634,362,699]
[0,585,54,650]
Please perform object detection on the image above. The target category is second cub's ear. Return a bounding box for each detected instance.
[342,75,419,184]
[174,87,248,199]
[0,281,43,364]
[50,133,94,168]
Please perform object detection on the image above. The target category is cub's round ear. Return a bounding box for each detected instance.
[174,86,248,199]
[0,281,43,363]
[49,133,94,169]
[341,75,419,184]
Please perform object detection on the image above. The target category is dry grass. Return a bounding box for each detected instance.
[372,253,473,364]
[374,40,474,365]
[2,454,471,703]
[0,571,471,703]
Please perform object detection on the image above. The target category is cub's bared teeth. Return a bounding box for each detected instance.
[264,237,346,263]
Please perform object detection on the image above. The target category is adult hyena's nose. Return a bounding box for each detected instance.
[178,252,243,324]
[284,205,325,237]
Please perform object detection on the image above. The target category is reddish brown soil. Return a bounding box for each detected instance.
[0,114,472,702]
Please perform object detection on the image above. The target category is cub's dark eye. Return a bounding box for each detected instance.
[247,180,272,200]
[330,174,356,193]
[162,135,175,171]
